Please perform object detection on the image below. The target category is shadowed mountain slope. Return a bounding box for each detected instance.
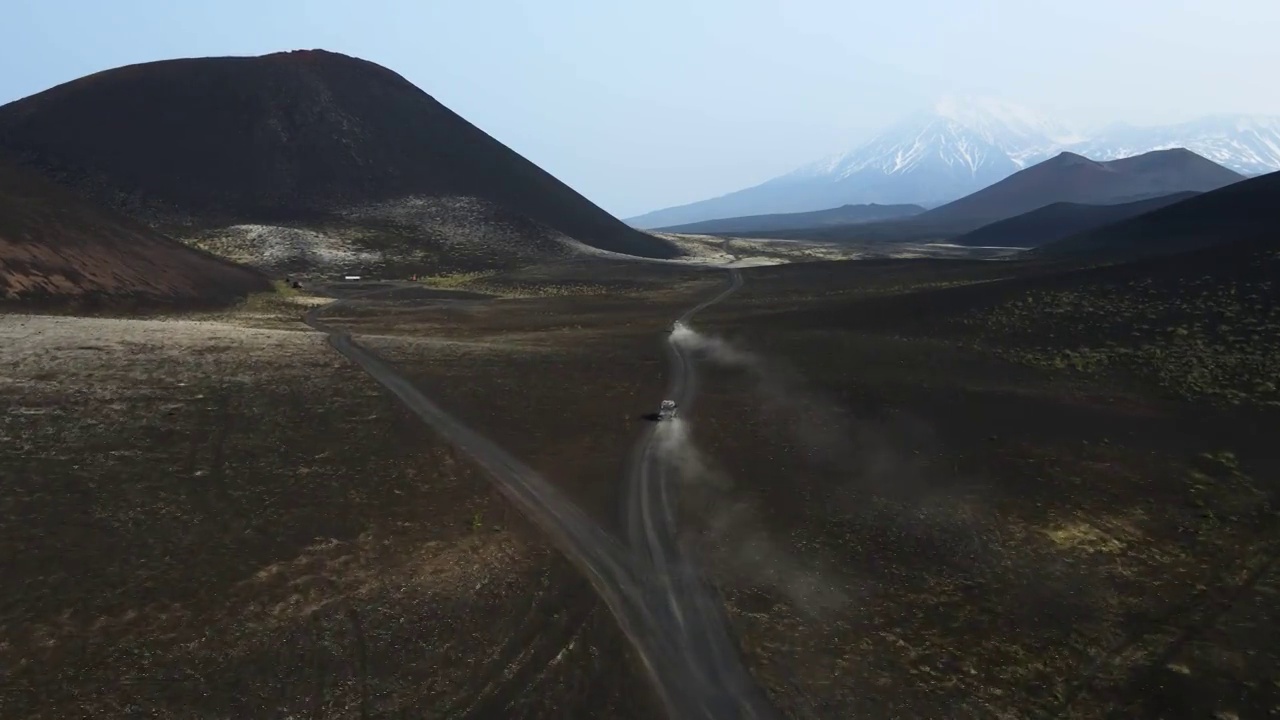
[950,191,1201,248]
[0,49,678,261]
[1036,170,1280,261]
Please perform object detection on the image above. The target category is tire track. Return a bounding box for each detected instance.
[624,269,779,719]
[308,271,778,719]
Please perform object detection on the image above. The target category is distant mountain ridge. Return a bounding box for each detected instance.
[686,148,1241,246]
[627,98,1280,229]
[921,148,1244,225]
[656,202,924,235]
[627,96,1075,228]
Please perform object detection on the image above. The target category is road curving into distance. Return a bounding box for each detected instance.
[623,268,779,719]
[307,270,778,719]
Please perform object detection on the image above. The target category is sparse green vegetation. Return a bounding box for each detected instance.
[416,270,499,288]
[195,278,322,326]
[687,255,1280,717]
[967,270,1280,406]
[860,276,1012,297]
[472,281,616,297]
[420,270,616,296]
[269,278,299,297]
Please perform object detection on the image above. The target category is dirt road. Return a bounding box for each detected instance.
[622,269,779,718]
[307,271,777,719]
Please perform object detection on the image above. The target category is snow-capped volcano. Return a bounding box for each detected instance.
[934,96,1086,146]
[805,95,1084,175]
[625,98,1279,230]
[628,96,1078,228]
[794,95,1084,181]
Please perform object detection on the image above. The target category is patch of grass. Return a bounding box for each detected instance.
[469,281,616,298]
[269,278,299,297]
[188,279,322,327]
[1042,519,1128,554]
[863,277,1012,297]
[966,273,1280,407]
[417,269,671,298]
[416,270,498,289]
[1181,450,1271,534]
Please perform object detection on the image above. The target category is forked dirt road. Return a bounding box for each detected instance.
[305,270,778,719]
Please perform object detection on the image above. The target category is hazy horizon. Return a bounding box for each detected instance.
[7,0,1279,218]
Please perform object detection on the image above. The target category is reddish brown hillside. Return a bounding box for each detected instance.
[0,158,270,309]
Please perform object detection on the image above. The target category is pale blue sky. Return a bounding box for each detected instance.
[5,0,1279,217]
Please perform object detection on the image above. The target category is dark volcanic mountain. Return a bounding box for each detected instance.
[0,157,269,308]
[656,203,925,235]
[1036,169,1280,260]
[950,191,1201,248]
[0,49,677,261]
[921,149,1244,226]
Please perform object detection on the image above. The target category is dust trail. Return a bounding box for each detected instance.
[672,321,935,497]
[670,322,997,596]
[671,322,873,481]
[671,323,756,368]
[653,418,731,494]
[650,405,848,618]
